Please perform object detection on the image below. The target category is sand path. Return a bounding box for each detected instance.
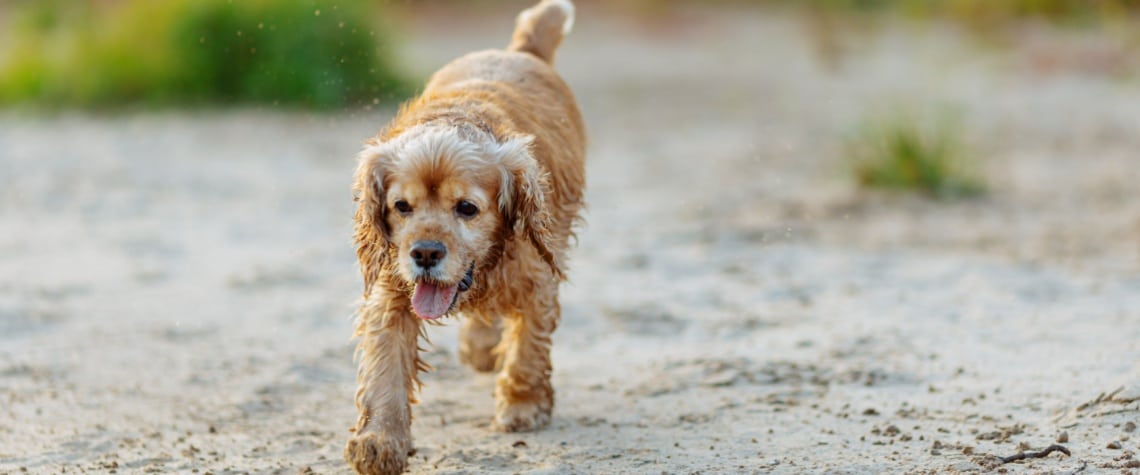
[2,5,1138,474]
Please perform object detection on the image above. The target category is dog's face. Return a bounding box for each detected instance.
[353,125,560,319]
[385,151,501,319]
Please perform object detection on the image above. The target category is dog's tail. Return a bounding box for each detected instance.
[507,0,575,64]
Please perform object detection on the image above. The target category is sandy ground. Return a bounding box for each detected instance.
[3,4,1140,474]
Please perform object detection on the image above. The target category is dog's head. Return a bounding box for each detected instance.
[352,125,561,319]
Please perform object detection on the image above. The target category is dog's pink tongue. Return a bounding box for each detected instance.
[411,281,458,320]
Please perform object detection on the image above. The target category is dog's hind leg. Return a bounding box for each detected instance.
[459,314,502,373]
[492,282,560,432]
[345,291,424,475]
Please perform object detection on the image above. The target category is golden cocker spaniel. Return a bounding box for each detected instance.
[344,1,585,473]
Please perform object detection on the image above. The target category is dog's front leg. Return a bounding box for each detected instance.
[493,284,559,432]
[345,292,423,475]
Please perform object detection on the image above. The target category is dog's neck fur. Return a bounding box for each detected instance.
[382,87,522,143]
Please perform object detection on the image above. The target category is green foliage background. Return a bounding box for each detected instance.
[0,0,413,109]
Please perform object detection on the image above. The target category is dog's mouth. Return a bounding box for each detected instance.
[411,264,474,320]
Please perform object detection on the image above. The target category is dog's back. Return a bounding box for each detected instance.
[426,0,575,87]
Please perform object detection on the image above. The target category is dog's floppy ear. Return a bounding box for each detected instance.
[492,135,564,279]
[352,138,394,295]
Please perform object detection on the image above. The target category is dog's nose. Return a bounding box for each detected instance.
[410,240,447,269]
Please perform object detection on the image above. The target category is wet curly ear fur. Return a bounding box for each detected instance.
[492,135,564,279]
[352,139,394,295]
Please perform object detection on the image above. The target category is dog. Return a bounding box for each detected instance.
[343,1,585,473]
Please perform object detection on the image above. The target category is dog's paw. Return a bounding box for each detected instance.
[493,401,552,432]
[344,432,411,475]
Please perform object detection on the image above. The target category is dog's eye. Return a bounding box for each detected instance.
[393,200,412,214]
[456,200,479,218]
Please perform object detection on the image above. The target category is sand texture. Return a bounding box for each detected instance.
[2,5,1139,474]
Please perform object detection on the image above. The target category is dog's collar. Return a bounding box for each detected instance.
[457,263,475,292]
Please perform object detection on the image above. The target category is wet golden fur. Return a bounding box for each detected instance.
[344,1,584,473]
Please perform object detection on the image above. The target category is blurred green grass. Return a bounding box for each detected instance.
[0,0,413,110]
[724,0,1140,26]
[845,112,985,199]
[821,0,1131,16]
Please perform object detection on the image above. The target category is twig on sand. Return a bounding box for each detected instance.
[1063,461,1089,475]
[999,444,1071,464]
[1076,387,1122,411]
